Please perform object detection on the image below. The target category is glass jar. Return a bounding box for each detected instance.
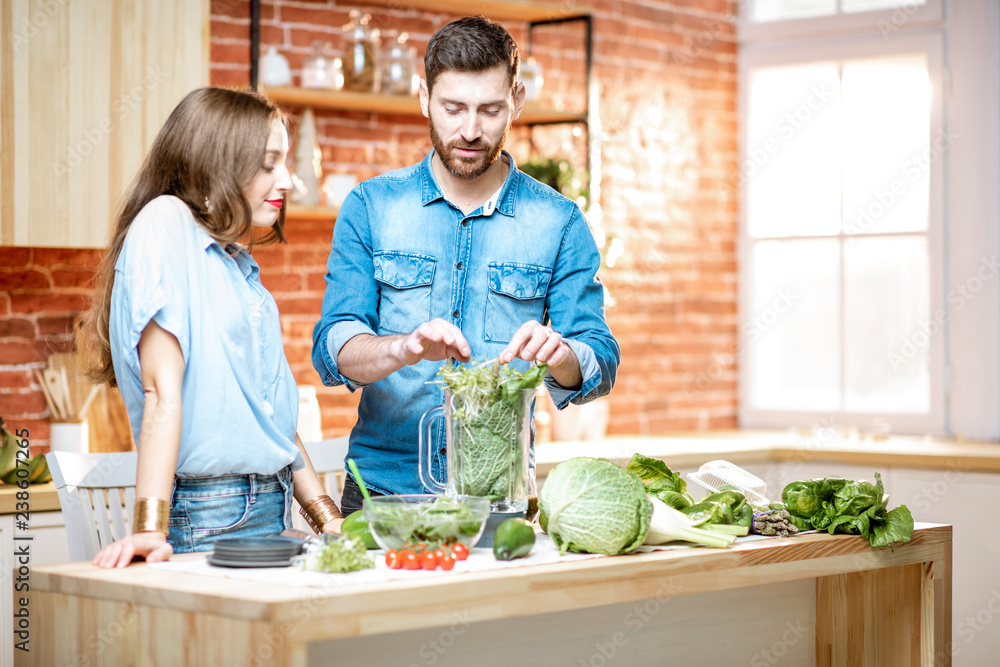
[301,42,343,90]
[342,11,379,92]
[380,31,417,96]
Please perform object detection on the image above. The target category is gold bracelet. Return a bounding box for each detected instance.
[133,497,170,534]
[299,494,343,533]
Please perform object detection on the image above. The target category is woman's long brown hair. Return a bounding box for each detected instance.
[88,87,288,387]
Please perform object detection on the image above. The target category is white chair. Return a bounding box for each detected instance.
[48,439,350,555]
[293,436,351,530]
[304,436,350,495]
[45,450,138,562]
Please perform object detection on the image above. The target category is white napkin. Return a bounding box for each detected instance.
[149,533,604,589]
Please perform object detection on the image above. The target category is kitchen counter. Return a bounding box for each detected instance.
[536,430,1000,476]
[22,523,951,667]
[0,483,59,514]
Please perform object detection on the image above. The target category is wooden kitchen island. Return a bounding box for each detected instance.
[21,523,950,667]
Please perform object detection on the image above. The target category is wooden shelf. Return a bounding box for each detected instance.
[342,0,591,23]
[264,87,586,126]
[286,204,337,221]
[266,87,420,115]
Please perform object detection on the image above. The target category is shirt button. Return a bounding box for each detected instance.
[452,310,460,318]
[439,447,447,455]
[456,262,463,270]
[461,220,469,227]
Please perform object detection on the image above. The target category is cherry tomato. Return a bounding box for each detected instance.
[420,551,439,570]
[450,543,469,561]
[434,547,447,562]
[402,550,420,570]
[439,553,456,570]
[385,549,402,569]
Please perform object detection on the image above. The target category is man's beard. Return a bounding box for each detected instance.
[429,115,509,180]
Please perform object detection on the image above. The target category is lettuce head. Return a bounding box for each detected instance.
[540,457,652,555]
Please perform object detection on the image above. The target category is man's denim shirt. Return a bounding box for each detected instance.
[312,150,620,495]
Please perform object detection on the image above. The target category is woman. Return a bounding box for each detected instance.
[90,87,343,568]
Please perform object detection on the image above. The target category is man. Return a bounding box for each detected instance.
[312,16,620,514]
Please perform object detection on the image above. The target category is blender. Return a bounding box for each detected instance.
[418,386,535,547]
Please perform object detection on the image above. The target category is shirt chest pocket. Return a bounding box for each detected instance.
[374,251,437,335]
[484,262,551,343]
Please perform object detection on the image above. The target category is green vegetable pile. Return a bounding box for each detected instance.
[0,418,51,485]
[539,455,916,555]
[627,454,753,534]
[436,360,547,502]
[300,536,374,574]
[779,474,913,548]
[368,497,485,547]
[539,457,651,555]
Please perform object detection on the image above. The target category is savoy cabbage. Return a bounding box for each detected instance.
[540,457,652,555]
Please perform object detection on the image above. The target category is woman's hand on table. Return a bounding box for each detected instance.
[93,532,174,568]
[321,517,345,535]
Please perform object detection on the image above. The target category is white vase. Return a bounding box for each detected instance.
[260,46,291,87]
[291,107,323,206]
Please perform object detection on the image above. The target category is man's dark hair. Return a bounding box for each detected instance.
[424,16,520,96]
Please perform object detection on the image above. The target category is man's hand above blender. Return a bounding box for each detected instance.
[499,320,582,389]
[338,319,579,390]
[392,318,581,387]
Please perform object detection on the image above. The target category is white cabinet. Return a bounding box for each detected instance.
[771,461,1000,667]
[2,510,70,667]
[891,469,1000,667]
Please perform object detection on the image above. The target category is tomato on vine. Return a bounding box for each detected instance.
[420,551,439,570]
[401,550,420,570]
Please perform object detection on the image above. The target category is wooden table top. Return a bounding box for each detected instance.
[29,523,951,643]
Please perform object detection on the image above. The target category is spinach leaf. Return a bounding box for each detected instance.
[869,505,914,548]
[782,478,851,518]
[647,487,695,511]
[626,454,687,494]
[832,477,882,518]
[681,501,733,526]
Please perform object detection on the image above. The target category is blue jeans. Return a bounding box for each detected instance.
[339,473,387,516]
[167,467,293,553]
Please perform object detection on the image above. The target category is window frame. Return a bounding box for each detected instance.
[738,0,944,45]
[737,28,948,433]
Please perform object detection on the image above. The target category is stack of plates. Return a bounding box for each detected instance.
[208,536,304,568]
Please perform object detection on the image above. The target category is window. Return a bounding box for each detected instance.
[750,0,929,23]
[738,4,947,432]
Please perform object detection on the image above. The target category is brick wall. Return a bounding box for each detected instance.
[0,0,738,448]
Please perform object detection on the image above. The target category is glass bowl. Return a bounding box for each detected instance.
[363,494,490,550]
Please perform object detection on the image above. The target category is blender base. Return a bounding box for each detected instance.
[474,510,527,548]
